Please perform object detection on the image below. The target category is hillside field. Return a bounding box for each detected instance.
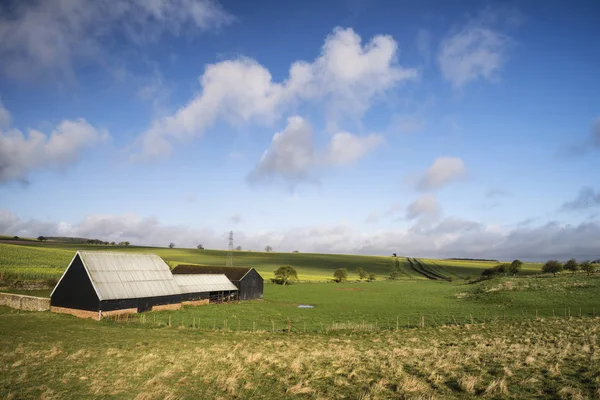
[0,241,541,283]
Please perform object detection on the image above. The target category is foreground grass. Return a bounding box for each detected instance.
[1,307,598,399]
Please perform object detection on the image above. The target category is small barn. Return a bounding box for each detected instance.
[50,251,182,320]
[172,265,264,300]
[173,274,238,305]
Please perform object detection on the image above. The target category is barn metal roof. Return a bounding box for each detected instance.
[77,251,181,301]
[173,274,238,293]
[171,265,256,281]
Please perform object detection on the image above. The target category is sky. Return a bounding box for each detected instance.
[0,0,599,261]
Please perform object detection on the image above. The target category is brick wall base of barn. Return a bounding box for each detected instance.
[51,306,101,320]
[182,299,209,307]
[0,293,50,311]
[152,303,181,311]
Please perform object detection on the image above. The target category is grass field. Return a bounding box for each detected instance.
[1,307,598,399]
[1,241,599,398]
[0,241,541,284]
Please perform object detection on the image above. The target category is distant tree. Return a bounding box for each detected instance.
[389,270,400,280]
[292,250,299,253]
[580,260,596,276]
[37,236,46,242]
[367,273,376,282]
[124,241,130,246]
[356,267,368,280]
[103,241,109,245]
[392,253,397,257]
[197,244,204,250]
[265,245,273,252]
[12,236,19,240]
[333,268,348,283]
[169,242,176,249]
[542,260,563,276]
[509,259,523,276]
[273,265,298,285]
[564,258,579,274]
[235,246,242,251]
[110,242,116,246]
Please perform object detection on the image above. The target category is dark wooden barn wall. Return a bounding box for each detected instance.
[50,255,100,311]
[101,294,182,313]
[238,269,264,300]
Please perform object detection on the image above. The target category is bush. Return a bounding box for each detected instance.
[564,259,579,274]
[274,265,298,285]
[580,260,596,276]
[542,260,563,276]
[509,259,522,275]
[356,267,367,280]
[333,268,348,283]
[389,271,400,280]
[367,273,376,282]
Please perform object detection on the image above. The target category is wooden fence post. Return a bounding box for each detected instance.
[396,316,399,330]
[272,320,275,334]
[168,316,171,327]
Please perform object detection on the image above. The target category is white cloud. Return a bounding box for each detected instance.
[406,194,440,220]
[0,99,10,127]
[417,156,467,191]
[0,0,234,81]
[438,13,510,89]
[2,209,599,261]
[248,116,317,185]
[0,113,109,183]
[133,27,416,160]
[248,116,383,186]
[326,132,384,166]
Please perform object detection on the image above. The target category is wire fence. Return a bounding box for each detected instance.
[103,306,600,334]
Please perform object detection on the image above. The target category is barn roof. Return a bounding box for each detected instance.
[171,265,257,281]
[53,251,182,301]
[173,274,238,294]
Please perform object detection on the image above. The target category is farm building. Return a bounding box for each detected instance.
[172,265,264,300]
[50,251,182,320]
[173,274,238,304]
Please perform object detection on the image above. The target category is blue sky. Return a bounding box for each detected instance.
[0,0,599,260]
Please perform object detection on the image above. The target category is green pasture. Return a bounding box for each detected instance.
[0,241,543,284]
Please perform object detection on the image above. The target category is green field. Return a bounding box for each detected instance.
[0,241,540,284]
[2,241,599,398]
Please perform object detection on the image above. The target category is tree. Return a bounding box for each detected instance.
[356,267,368,280]
[197,244,204,250]
[367,273,376,282]
[392,253,397,257]
[12,236,19,240]
[389,271,400,280]
[564,258,579,274]
[265,245,273,252]
[235,246,242,251]
[333,268,348,283]
[496,263,510,276]
[37,236,46,242]
[110,242,116,245]
[169,242,175,249]
[580,260,596,276]
[542,260,563,276]
[274,265,298,285]
[124,241,130,246]
[509,259,523,275]
[292,250,299,253]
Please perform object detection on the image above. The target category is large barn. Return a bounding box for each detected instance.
[173,274,238,304]
[50,251,182,320]
[172,265,264,300]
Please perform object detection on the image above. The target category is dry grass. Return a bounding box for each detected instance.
[1,311,599,399]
